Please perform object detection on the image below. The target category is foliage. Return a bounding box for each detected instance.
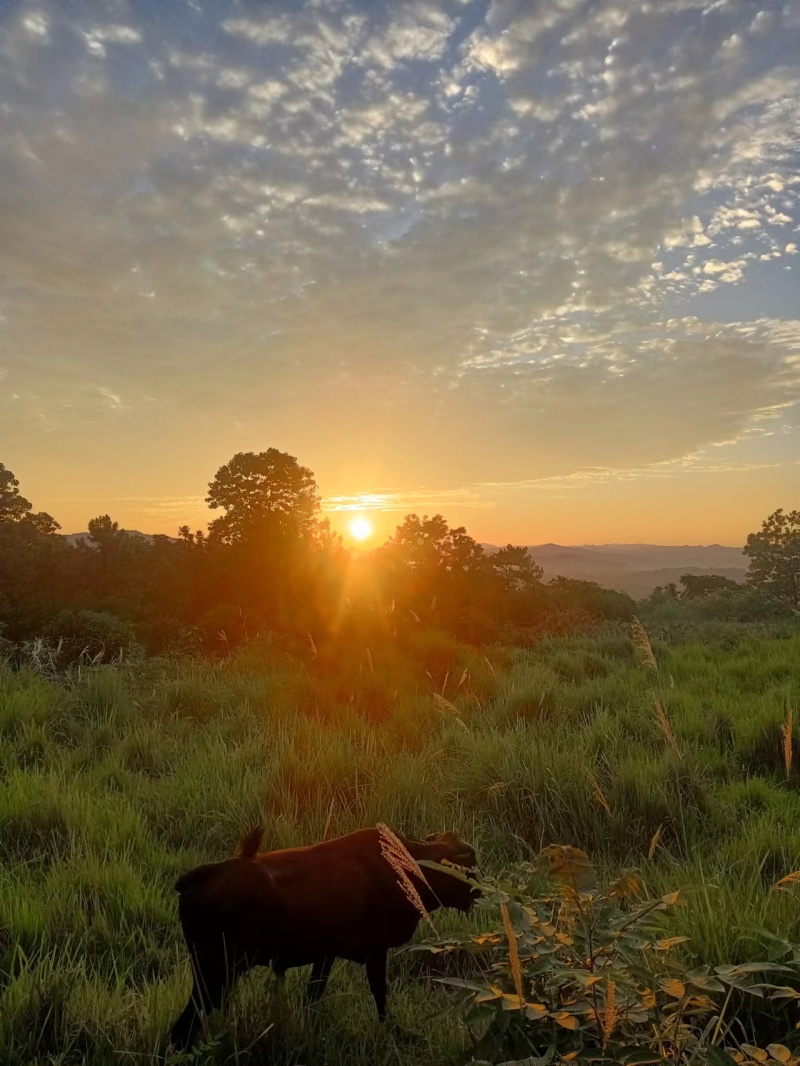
[205,449,320,546]
[679,573,744,599]
[745,509,800,609]
[0,461,59,534]
[42,609,137,667]
[492,545,545,594]
[432,847,800,1065]
[547,577,636,623]
[0,458,646,653]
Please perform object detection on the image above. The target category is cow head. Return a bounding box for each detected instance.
[401,829,480,913]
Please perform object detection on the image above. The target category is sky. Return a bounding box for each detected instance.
[1,0,798,547]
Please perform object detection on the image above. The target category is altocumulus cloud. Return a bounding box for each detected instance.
[0,0,798,498]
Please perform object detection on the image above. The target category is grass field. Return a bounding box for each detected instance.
[2,623,800,1063]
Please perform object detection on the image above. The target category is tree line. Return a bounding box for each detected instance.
[0,451,797,663]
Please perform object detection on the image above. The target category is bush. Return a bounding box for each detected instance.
[42,610,136,668]
[427,846,800,1065]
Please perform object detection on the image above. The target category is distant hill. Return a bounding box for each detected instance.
[63,530,176,547]
[482,543,748,599]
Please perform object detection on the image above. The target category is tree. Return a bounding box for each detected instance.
[384,514,484,573]
[87,514,121,547]
[0,462,59,533]
[490,544,544,593]
[744,508,800,608]
[379,515,490,636]
[648,582,679,604]
[679,573,742,599]
[206,450,320,545]
[0,463,67,638]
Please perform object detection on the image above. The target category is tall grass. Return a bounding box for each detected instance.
[1,624,799,1062]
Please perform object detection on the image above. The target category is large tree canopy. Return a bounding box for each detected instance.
[383,514,485,576]
[0,462,59,534]
[206,450,320,545]
[744,508,800,608]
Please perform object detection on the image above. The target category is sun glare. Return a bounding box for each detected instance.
[349,515,373,542]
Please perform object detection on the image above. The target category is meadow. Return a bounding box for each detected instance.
[2,621,800,1064]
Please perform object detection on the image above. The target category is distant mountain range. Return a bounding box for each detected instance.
[63,530,175,547]
[63,532,748,601]
[482,543,748,600]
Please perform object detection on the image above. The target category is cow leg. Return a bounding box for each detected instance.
[365,948,389,1022]
[170,947,237,1050]
[170,971,226,1049]
[306,956,334,1006]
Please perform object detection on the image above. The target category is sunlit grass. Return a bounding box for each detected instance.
[1,625,800,1062]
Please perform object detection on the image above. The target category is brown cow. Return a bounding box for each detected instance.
[170,825,478,1049]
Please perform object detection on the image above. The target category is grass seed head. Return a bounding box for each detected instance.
[377,824,437,933]
[631,617,659,677]
[500,900,524,1004]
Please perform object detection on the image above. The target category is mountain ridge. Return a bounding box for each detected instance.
[481,542,747,599]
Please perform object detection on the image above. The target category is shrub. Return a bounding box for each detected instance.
[427,846,800,1065]
[42,610,136,668]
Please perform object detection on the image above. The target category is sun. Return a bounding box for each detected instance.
[349,515,373,542]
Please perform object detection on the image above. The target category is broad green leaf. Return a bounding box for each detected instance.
[620,1051,665,1065]
[687,974,726,992]
[769,986,800,1000]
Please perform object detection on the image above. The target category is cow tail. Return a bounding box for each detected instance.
[239,825,264,859]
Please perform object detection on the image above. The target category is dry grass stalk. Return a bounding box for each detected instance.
[648,824,663,860]
[433,692,460,714]
[654,697,677,751]
[365,647,374,674]
[631,617,659,677]
[500,900,524,1004]
[307,632,318,658]
[587,770,612,816]
[484,656,497,679]
[782,708,794,778]
[322,795,336,840]
[377,824,437,933]
[602,979,618,1045]
[456,668,469,691]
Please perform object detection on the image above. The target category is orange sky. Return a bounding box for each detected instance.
[11,445,795,549]
[2,1,798,548]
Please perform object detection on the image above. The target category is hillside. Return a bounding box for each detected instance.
[483,542,748,598]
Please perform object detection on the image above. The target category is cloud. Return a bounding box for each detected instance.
[0,0,798,521]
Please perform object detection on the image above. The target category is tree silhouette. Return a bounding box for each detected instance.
[679,573,741,599]
[0,462,59,533]
[490,544,544,593]
[744,508,800,608]
[87,514,121,547]
[206,450,319,545]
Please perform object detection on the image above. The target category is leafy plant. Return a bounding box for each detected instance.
[425,846,800,1065]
